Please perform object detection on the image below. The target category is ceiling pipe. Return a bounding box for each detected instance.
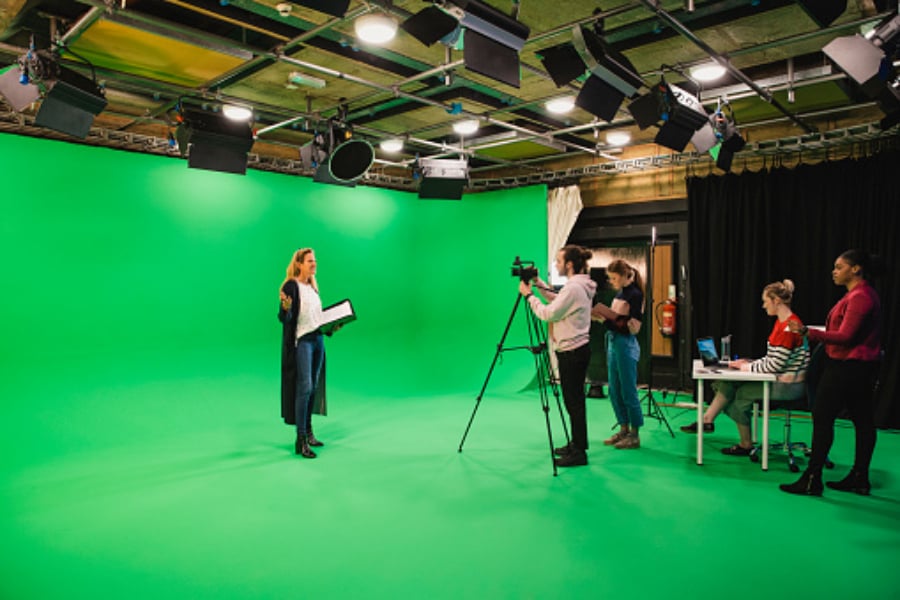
[637,0,817,133]
[57,6,105,47]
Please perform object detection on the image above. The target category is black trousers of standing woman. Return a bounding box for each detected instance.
[556,343,592,451]
[808,356,880,474]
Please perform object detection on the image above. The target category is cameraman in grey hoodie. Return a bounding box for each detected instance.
[520,245,597,467]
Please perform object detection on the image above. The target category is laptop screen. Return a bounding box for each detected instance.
[697,337,720,366]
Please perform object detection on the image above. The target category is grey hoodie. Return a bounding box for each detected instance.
[526,273,597,352]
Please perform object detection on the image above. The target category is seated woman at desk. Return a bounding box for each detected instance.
[681,279,810,455]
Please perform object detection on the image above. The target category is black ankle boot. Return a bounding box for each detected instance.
[307,430,324,447]
[553,441,573,456]
[779,469,823,496]
[295,436,317,459]
[826,468,871,496]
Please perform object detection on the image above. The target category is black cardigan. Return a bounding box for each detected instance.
[278,279,327,424]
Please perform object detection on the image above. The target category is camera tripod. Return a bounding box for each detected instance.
[458,292,569,476]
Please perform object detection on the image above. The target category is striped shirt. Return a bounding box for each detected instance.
[749,313,810,383]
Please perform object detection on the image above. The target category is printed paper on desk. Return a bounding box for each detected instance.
[320,299,356,335]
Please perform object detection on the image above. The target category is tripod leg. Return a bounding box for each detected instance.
[458,295,524,452]
[526,309,559,476]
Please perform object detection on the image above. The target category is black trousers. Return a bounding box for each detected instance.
[808,357,880,474]
[556,343,592,451]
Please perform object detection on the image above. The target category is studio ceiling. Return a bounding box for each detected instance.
[0,0,898,190]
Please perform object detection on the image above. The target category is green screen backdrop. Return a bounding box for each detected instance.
[0,133,547,408]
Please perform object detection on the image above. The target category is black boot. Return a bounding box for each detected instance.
[295,435,317,459]
[826,468,871,496]
[307,429,324,447]
[554,449,587,467]
[779,469,823,496]
[553,441,573,456]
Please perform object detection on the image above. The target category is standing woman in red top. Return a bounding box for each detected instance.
[781,249,885,496]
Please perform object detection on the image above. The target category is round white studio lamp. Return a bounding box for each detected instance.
[545,96,575,114]
[355,13,398,45]
[379,138,403,153]
[452,119,480,136]
[690,62,727,82]
[222,104,253,121]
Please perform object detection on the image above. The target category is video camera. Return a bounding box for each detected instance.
[511,257,538,282]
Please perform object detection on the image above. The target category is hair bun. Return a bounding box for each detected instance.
[782,279,795,293]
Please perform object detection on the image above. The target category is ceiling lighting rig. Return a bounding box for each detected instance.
[400,0,531,88]
[0,36,107,139]
[537,12,644,123]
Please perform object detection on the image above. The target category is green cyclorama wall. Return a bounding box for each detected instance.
[0,133,547,400]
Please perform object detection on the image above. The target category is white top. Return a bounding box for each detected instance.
[295,282,324,340]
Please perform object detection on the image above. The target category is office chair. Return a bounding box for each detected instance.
[749,343,833,472]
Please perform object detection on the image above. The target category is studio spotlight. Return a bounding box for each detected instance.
[0,46,106,139]
[417,157,468,200]
[705,104,746,171]
[401,0,530,88]
[627,79,710,152]
[299,121,374,186]
[823,13,900,127]
[538,24,644,123]
[175,107,254,175]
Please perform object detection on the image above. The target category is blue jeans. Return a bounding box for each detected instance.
[606,331,643,428]
[295,332,324,437]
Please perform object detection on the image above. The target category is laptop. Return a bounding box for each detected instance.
[697,337,731,367]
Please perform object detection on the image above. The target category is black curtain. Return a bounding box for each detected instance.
[687,148,900,428]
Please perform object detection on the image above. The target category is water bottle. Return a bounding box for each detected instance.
[721,334,732,362]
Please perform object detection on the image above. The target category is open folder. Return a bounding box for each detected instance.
[320,299,356,335]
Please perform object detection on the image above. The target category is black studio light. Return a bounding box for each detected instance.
[401,0,530,88]
[628,79,710,152]
[0,45,106,139]
[538,22,644,122]
[416,157,468,200]
[706,104,746,171]
[299,121,374,187]
[175,107,254,175]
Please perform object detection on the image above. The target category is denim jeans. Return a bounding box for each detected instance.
[606,331,643,428]
[295,332,325,437]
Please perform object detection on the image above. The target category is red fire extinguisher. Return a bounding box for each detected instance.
[656,297,677,337]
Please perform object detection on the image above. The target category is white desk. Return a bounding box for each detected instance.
[691,360,777,470]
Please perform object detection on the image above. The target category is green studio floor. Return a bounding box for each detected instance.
[2,349,899,599]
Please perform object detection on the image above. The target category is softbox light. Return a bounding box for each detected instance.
[823,14,900,99]
[537,43,585,88]
[176,108,254,175]
[576,74,628,122]
[402,0,530,88]
[401,5,459,46]
[33,67,107,139]
[418,157,468,200]
[572,25,643,98]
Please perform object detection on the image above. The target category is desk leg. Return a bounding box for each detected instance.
[762,382,770,471]
[697,381,704,465]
